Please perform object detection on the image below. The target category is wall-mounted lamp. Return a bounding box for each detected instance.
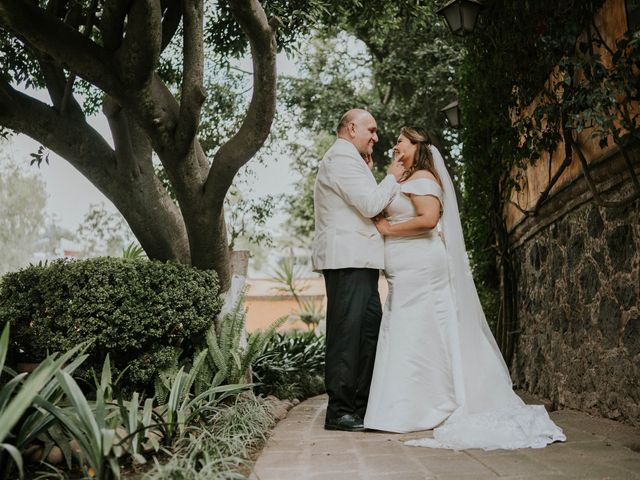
[441,100,461,128]
[436,0,484,36]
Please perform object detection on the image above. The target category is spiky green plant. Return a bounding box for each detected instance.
[0,324,86,479]
[201,289,285,389]
[121,242,147,259]
[143,393,276,480]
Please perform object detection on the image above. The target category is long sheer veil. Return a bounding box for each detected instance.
[405,146,566,450]
[431,145,514,414]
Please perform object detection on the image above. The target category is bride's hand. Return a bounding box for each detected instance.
[374,216,392,236]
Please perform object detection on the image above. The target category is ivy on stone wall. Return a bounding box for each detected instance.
[457,0,626,353]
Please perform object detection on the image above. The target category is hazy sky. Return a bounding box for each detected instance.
[3,52,301,235]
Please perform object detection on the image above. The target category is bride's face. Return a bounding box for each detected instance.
[394,135,417,168]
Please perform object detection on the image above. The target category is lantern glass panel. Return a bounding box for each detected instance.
[446,108,460,128]
[442,100,460,128]
[443,4,463,33]
[461,2,482,32]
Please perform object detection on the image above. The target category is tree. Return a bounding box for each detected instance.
[0,0,283,290]
[0,152,47,274]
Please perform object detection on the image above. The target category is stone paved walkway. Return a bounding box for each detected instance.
[251,394,640,480]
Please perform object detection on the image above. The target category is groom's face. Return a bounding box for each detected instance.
[350,114,378,156]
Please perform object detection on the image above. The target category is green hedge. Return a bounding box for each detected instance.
[0,257,223,393]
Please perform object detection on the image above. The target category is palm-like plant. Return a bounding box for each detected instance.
[270,257,324,330]
[121,242,147,259]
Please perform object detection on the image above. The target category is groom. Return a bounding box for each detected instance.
[312,109,404,431]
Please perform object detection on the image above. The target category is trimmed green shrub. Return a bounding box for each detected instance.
[0,257,223,393]
[252,330,325,400]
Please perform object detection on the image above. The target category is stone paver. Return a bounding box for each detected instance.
[250,395,640,480]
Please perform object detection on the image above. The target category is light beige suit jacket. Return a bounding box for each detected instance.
[312,138,400,272]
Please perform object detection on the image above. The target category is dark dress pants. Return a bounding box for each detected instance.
[323,268,383,421]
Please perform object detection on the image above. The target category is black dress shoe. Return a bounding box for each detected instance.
[324,414,365,432]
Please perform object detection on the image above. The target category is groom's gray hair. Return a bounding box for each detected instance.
[336,109,371,134]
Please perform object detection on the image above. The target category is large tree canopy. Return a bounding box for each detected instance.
[0,0,318,289]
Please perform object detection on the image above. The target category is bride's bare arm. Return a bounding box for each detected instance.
[374,195,440,236]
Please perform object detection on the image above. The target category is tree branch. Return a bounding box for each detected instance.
[115,0,163,89]
[174,0,206,157]
[36,53,83,117]
[60,0,100,116]
[100,0,131,52]
[205,0,278,205]
[0,78,117,179]
[0,0,121,94]
[0,79,190,263]
[103,95,153,175]
[160,1,183,52]
[572,136,640,208]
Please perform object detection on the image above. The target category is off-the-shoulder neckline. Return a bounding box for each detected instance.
[401,177,441,188]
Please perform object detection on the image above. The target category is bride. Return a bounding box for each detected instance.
[363,127,566,450]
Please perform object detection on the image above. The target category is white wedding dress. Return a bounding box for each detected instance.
[363,147,566,450]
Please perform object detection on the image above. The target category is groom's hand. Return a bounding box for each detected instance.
[388,157,405,181]
[362,153,374,171]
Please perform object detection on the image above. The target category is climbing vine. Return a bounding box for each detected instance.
[458,0,640,359]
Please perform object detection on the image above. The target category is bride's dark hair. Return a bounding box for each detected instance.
[400,126,442,187]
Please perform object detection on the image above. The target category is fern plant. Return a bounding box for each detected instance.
[198,289,285,391]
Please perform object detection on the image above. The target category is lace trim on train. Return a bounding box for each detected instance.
[405,405,566,451]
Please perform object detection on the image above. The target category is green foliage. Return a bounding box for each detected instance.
[0,324,86,479]
[122,242,147,260]
[144,393,276,480]
[0,258,223,393]
[225,188,278,251]
[0,322,276,480]
[153,355,249,446]
[201,289,285,388]
[253,330,325,400]
[518,30,640,156]
[76,203,135,257]
[457,0,632,330]
[36,368,124,480]
[269,257,324,330]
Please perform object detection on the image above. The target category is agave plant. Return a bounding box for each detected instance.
[11,351,89,469]
[34,356,126,480]
[153,350,248,447]
[0,324,85,479]
[117,391,155,464]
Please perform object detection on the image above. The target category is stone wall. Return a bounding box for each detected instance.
[511,180,640,426]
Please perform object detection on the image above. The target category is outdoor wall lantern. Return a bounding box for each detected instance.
[436,0,484,36]
[441,100,461,128]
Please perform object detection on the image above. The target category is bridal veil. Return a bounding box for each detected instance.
[405,146,566,450]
